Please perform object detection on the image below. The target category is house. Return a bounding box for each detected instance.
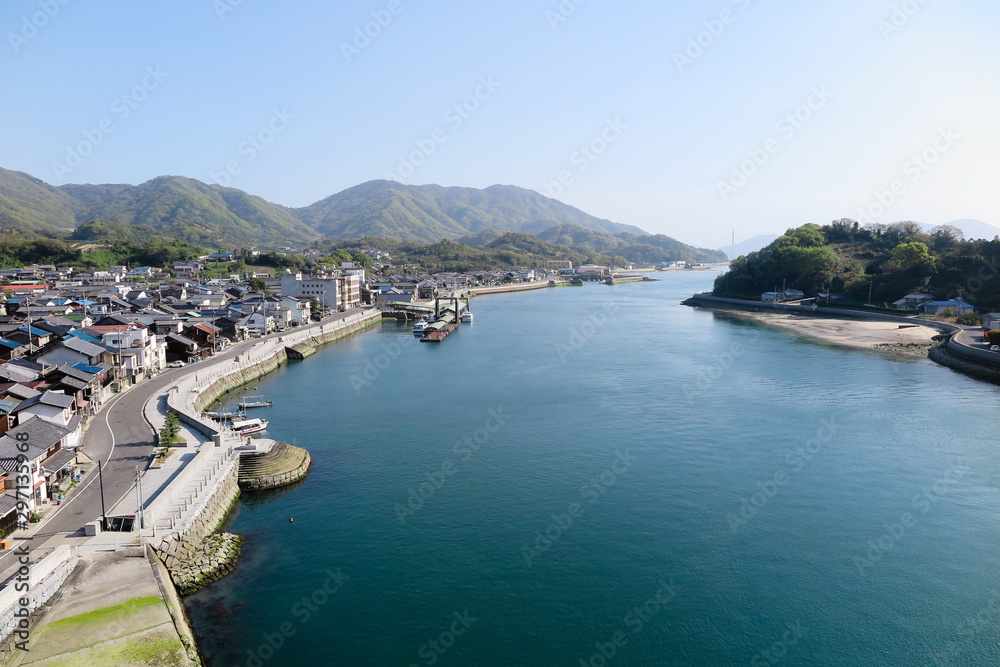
[165,333,200,362]
[90,325,166,377]
[0,337,26,361]
[35,336,113,369]
[279,297,311,326]
[892,293,935,310]
[0,399,18,436]
[45,364,104,416]
[0,416,76,511]
[984,313,1000,330]
[172,262,202,278]
[83,270,120,286]
[12,390,82,449]
[761,292,782,303]
[918,300,975,317]
[238,312,271,337]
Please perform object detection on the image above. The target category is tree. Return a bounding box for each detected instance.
[159,411,183,448]
[247,277,269,295]
[891,242,934,271]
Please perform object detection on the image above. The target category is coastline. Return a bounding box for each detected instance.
[722,311,939,356]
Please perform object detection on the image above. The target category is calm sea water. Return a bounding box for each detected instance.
[187,271,1000,666]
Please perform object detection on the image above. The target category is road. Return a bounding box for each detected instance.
[0,310,367,581]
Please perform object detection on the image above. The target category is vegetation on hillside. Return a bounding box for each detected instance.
[715,220,1000,310]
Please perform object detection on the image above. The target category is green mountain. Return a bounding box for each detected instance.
[0,168,78,234]
[1,169,723,261]
[61,176,313,247]
[293,181,648,242]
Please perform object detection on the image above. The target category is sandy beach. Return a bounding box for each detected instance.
[728,312,939,356]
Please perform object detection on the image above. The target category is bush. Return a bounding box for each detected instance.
[987,330,1000,346]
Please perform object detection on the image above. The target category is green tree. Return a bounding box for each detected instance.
[891,242,934,271]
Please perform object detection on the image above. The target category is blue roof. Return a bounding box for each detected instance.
[17,326,49,337]
[73,299,96,306]
[66,330,102,344]
[72,362,103,374]
[0,338,22,350]
[926,300,973,307]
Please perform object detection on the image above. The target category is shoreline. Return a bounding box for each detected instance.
[721,310,939,357]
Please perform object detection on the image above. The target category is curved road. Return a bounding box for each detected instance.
[0,310,365,579]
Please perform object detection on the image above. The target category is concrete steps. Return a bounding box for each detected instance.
[238,442,311,490]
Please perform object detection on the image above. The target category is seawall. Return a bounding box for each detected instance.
[148,310,380,596]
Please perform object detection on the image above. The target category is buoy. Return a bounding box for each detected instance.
[289,518,294,523]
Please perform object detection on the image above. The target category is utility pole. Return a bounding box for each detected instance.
[135,465,143,532]
[97,460,107,531]
[868,279,873,306]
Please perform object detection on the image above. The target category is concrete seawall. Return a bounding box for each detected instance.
[148,310,381,597]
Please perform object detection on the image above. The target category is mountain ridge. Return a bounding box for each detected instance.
[0,167,724,262]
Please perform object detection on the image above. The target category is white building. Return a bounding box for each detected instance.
[97,326,167,378]
[281,272,340,310]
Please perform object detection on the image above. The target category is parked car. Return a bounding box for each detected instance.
[991,346,1000,352]
[168,360,186,368]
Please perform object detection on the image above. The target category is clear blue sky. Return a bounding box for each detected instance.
[3,0,998,248]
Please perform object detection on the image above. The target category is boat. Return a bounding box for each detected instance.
[461,310,474,323]
[412,319,429,335]
[203,410,246,421]
[238,396,272,409]
[231,418,268,435]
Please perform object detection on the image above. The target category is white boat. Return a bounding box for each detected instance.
[412,319,429,335]
[204,410,246,421]
[238,396,272,409]
[461,310,474,323]
[231,418,268,435]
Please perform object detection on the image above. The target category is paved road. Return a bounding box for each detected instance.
[0,310,370,580]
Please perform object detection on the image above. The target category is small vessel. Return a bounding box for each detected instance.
[231,418,268,435]
[204,410,246,421]
[238,395,272,409]
[461,310,474,323]
[412,319,429,335]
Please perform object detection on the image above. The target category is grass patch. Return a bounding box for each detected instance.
[49,596,161,629]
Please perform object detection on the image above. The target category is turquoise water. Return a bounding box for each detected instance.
[187,272,1000,666]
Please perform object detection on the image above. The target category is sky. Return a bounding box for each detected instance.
[3,0,999,249]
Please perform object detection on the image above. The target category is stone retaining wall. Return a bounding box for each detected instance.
[169,533,242,597]
[148,461,240,573]
[929,345,1000,384]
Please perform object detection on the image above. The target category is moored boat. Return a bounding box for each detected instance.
[461,310,473,323]
[238,396,273,409]
[231,418,268,435]
[412,319,429,335]
[204,410,246,421]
